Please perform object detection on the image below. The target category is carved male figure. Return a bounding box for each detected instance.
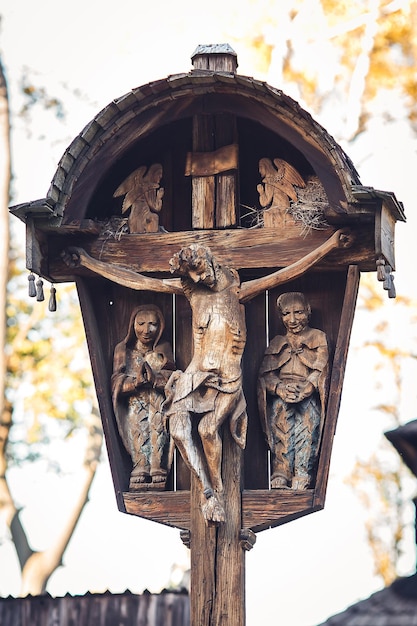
[257,292,329,490]
[111,305,176,490]
[164,245,248,523]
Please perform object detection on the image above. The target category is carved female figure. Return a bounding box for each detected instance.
[257,292,329,489]
[111,304,176,490]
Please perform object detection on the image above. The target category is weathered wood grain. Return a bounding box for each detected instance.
[375,202,396,270]
[47,224,378,284]
[191,113,215,229]
[212,429,245,626]
[313,264,360,508]
[213,114,238,228]
[189,476,217,625]
[242,489,317,531]
[123,486,322,534]
[190,428,245,626]
[76,279,131,510]
[123,491,191,529]
[191,176,215,228]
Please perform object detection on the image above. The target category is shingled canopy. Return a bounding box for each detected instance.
[11,48,404,237]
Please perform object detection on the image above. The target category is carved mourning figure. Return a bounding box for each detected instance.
[63,229,349,520]
[113,163,164,233]
[257,158,305,228]
[111,304,176,490]
[258,292,329,490]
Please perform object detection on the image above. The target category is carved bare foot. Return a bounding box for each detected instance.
[271,475,289,489]
[129,473,147,490]
[150,471,167,489]
[201,489,225,524]
[291,475,310,490]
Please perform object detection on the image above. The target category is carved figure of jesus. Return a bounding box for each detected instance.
[163,245,247,523]
[257,292,329,490]
[62,228,349,522]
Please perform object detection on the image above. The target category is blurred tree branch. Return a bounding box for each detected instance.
[0,53,102,597]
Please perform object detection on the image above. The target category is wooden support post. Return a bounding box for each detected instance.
[190,115,238,229]
[190,427,246,626]
[191,114,215,229]
[190,44,238,229]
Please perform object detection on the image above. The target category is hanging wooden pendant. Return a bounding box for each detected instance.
[28,272,36,297]
[36,278,44,302]
[48,285,57,312]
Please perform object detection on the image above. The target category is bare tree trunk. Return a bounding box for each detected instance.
[0,53,103,596]
[0,52,15,571]
[19,410,103,596]
[0,54,10,412]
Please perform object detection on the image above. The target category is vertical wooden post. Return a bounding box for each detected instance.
[190,45,238,230]
[191,113,215,229]
[188,45,247,625]
[190,428,246,626]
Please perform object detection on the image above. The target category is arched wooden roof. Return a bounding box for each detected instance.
[18,69,366,225]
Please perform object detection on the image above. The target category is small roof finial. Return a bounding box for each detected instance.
[191,43,238,73]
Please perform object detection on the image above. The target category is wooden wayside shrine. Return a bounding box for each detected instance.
[11,44,405,625]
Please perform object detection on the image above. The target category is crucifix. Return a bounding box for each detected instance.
[62,225,350,623]
[10,44,404,626]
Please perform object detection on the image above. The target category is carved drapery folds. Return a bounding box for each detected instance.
[64,229,349,520]
[111,305,176,490]
[257,292,329,490]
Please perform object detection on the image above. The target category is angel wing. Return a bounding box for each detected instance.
[273,158,305,203]
[113,166,148,214]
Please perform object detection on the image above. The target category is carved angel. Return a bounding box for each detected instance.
[113,163,164,233]
[257,158,305,228]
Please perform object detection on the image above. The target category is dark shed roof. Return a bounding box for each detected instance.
[319,420,417,625]
[317,574,417,626]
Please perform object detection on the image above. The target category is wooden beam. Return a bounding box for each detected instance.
[46,225,377,283]
[242,490,317,532]
[123,491,190,529]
